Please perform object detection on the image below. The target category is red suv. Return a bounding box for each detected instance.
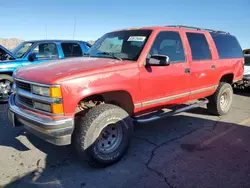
[8,25,244,167]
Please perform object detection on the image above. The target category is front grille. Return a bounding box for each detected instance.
[17,95,33,108]
[16,80,31,92]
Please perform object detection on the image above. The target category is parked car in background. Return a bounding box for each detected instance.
[0,40,91,101]
[233,53,250,89]
[244,54,250,74]
[8,25,244,167]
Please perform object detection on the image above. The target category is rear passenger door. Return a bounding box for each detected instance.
[186,32,218,100]
[61,43,83,58]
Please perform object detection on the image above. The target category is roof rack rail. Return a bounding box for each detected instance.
[166,25,230,34]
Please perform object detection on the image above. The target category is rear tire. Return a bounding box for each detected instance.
[74,104,133,168]
[207,82,233,116]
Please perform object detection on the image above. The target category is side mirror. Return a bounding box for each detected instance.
[28,53,37,62]
[147,54,170,66]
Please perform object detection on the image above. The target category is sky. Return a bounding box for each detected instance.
[0,0,249,49]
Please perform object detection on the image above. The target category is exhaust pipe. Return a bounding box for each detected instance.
[133,98,209,123]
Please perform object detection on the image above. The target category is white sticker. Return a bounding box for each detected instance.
[127,36,146,42]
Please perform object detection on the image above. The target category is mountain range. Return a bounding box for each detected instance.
[0,38,24,50]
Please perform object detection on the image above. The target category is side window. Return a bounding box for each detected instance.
[61,43,83,57]
[149,31,185,63]
[186,32,211,61]
[31,43,58,59]
[210,33,243,59]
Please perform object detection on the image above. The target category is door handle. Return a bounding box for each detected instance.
[185,68,190,74]
[211,65,216,69]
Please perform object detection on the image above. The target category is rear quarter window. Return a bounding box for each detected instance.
[210,33,243,59]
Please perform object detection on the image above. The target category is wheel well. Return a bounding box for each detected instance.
[76,91,134,115]
[220,74,234,84]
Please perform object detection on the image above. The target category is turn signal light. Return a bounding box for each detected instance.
[50,87,62,98]
[51,103,64,114]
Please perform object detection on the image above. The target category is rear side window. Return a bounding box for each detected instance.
[210,33,243,59]
[61,43,83,57]
[186,32,211,61]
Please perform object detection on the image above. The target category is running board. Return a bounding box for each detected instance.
[133,98,209,123]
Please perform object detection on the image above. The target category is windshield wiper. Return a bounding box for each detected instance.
[97,52,122,61]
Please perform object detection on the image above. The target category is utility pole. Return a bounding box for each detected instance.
[73,16,76,39]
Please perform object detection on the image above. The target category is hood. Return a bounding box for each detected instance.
[0,45,16,60]
[14,57,130,84]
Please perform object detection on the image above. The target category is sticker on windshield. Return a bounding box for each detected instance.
[127,36,146,42]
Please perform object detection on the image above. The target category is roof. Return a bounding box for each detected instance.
[111,25,230,35]
[23,39,88,43]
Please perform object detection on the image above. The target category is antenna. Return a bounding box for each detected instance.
[73,16,76,39]
[45,24,47,39]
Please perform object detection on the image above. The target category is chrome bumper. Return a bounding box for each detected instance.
[8,94,74,146]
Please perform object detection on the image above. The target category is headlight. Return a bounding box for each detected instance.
[32,85,62,98]
[32,85,50,97]
[31,84,63,114]
[34,101,51,112]
[34,101,64,114]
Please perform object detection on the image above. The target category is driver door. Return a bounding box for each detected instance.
[22,42,59,66]
[139,30,191,108]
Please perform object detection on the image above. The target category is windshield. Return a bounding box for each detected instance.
[11,42,34,58]
[244,55,250,66]
[86,29,152,61]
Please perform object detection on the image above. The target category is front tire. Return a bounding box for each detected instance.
[0,74,13,103]
[207,82,233,116]
[74,104,133,168]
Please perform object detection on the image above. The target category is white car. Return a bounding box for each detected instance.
[233,54,250,89]
[243,54,250,86]
[244,54,250,76]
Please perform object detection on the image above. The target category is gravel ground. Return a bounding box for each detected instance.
[1,91,250,188]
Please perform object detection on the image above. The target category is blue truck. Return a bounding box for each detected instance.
[0,40,91,101]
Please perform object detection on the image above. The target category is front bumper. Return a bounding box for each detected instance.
[7,94,74,146]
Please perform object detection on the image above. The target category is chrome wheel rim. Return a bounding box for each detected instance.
[0,80,12,101]
[97,123,123,154]
[220,89,230,111]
